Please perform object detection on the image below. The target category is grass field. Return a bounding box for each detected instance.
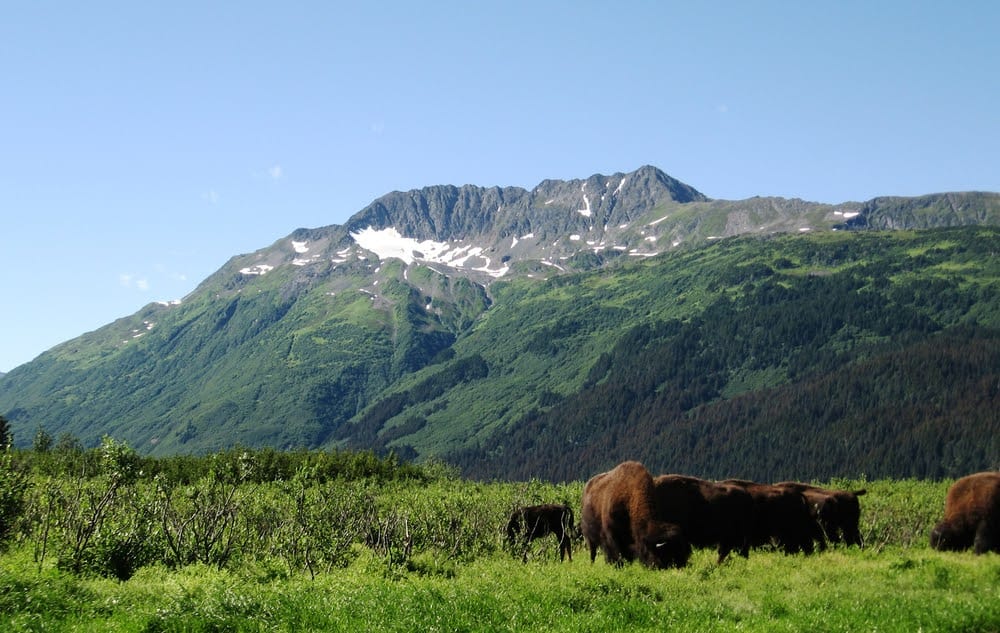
[2,545,998,632]
[1,446,997,632]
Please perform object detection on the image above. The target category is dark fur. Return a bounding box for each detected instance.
[774,482,867,547]
[653,474,753,563]
[581,461,690,569]
[505,503,575,562]
[930,472,1000,554]
[722,479,821,555]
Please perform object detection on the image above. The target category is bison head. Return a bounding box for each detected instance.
[930,521,969,551]
[642,522,690,569]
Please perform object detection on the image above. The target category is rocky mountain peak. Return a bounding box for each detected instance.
[344,166,704,243]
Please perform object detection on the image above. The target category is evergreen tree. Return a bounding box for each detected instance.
[0,415,10,450]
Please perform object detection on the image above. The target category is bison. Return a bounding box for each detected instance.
[653,474,753,563]
[930,471,1000,554]
[774,482,867,547]
[505,503,576,562]
[581,461,690,569]
[722,479,822,554]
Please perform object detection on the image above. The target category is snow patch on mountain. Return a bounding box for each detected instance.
[240,264,275,276]
[351,226,509,277]
[351,227,450,265]
[614,176,628,196]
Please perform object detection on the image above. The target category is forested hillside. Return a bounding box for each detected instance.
[431,227,1000,480]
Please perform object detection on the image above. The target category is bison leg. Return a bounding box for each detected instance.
[800,534,816,555]
[973,518,999,555]
[813,524,829,552]
[843,525,864,548]
[558,512,574,562]
[557,532,573,562]
[716,537,747,564]
[716,545,730,565]
[603,512,633,565]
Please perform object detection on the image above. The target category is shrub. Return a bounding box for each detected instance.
[0,447,29,549]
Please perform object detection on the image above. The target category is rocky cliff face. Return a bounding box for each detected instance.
[842,192,1000,230]
[342,166,706,257]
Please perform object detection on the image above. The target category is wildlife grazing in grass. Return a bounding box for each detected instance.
[652,474,753,563]
[930,471,1000,554]
[722,479,822,554]
[580,461,690,569]
[774,481,867,547]
[505,503,576,562]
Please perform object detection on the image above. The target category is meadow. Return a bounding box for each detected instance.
[1,444,998,632]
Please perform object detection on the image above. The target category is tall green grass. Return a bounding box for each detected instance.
[2,546,998,632]
[2,465,999,632]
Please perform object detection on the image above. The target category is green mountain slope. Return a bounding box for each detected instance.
[1,167,998,482]
[0,250,487,453]
[344,228,1000,480]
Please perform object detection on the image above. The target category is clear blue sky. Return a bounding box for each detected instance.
[2,2,998,373]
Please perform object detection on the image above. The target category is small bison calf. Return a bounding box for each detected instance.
[506,503,576,562]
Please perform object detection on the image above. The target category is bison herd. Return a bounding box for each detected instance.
[505,463,1000,567]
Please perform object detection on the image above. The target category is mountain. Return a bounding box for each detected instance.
[1,166,998,481]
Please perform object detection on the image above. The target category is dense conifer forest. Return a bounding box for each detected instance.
[448,228,1000,481]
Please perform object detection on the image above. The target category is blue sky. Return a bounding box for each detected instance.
[2,2,998,373]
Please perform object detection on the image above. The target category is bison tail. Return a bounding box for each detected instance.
[854,489,868,496]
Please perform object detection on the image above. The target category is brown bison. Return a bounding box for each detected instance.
[722,479,821,554]
[774,482,867,547]
[930,471,1000,554]
[652,475,753,563]
[581,461,690,569]
[505,503,576,562]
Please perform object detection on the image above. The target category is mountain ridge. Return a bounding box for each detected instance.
[167,167,998,306]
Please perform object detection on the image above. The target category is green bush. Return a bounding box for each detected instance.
[0,443,971,584]
[0,448,29,549]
